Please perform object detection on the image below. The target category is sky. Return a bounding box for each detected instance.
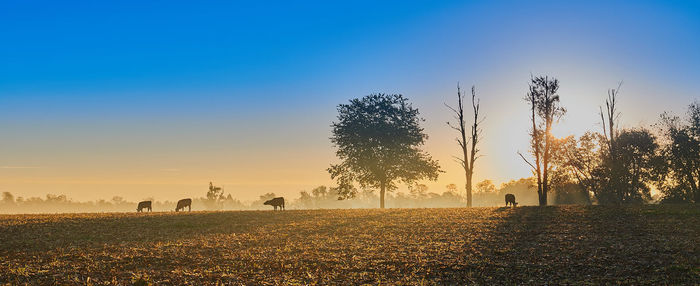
[1,0,699,202]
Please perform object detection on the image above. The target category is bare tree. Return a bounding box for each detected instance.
[599,82,624,204]
[519,76,566,206]
[446,84,483,207]
[601,82,622,159]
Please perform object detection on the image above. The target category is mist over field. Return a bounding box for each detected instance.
[0,178,552,214]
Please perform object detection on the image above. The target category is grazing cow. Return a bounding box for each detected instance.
[505,193,518,207]
[175,198,192,212]
[136,201,152,212]
[264,197,285,210]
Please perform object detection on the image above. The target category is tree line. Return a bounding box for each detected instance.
[2,181,538,213]
[328,75,699,207]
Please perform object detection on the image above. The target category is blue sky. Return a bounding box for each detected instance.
[1,0,699,201]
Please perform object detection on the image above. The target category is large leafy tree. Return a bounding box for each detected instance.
[587,128,660,204]
[328,94,441,208]
[611,129,660,203]
[658,101,700,203]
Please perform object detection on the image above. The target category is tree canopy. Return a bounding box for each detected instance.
[328,93,441,208]
[657,102,700,203]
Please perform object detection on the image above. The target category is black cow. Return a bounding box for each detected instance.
[505,193,518,207]
[175,198,192,212]
[264,197,285,210]
[137,200,152,212]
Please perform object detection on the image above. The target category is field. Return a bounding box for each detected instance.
[1,205,698,285]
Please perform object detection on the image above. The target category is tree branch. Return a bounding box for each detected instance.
[518,151,537,171]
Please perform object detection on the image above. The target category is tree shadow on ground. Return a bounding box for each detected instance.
[493,206,515,212]
[480,205,699,284]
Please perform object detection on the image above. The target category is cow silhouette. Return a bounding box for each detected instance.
[264,197,285,210]
[175,198,192,212]
[136,201,152,212]
[505,194,518,207]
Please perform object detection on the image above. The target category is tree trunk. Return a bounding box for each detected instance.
[380,181,386,209]
[466,172,473,207]
[540,181,548,206]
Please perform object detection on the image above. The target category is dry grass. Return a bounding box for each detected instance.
[1,205,698,285]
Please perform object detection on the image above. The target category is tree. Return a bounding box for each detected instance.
[550,132,604,202]
[596,83,625,204]
[592,84,660,204]
[1,192,14,204]
[600,83,622,162]
[111,196,126,205]
[328,94,441,208]
[613,129,660,203]
[475,180,496,194]
[409,183,429,199]
[657,101,700,203]
[206,182,224,201]
[519,76,566,206]
[45,194,68,203]
[446,84,483,207]
[296,186,341,209]
[445,184,459,195]
[206,182,225,209]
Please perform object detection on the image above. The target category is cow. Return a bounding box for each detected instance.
[136,200,152,212]
[505,193,518,207]
[264,197,285,211]
[175,198,192,212]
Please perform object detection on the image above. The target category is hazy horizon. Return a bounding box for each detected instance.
[1,0,699,202]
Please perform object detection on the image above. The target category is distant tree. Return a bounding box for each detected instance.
[296,186,344,209]
[1,192,14,204]
[205,182,225,209]
[221,194,246,210]
[45,194,68,203]
[445,184,459,195]
[111,196,126,204]
[409,184,429,199]
[297,191,314,208]
[446,84,483,207]
[657,101,700,203]
[311,186,331,198]
[519,76,566,206]
[475,180,496,193]
[328,94,441,208]
[206,182,224,201]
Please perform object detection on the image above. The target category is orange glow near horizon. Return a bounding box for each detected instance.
[1,1,698,203]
